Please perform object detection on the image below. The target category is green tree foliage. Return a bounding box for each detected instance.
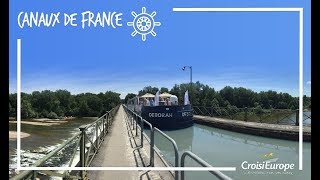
[9,90,121,119]
[160,87,169,93]
[131,82,309,110]
[124,93,137,104]
[138,86,159,95]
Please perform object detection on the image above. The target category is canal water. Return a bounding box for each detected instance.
[149,124,311,180]
[9,118,311,179]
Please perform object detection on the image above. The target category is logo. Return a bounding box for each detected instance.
[127,7,161,41]
[241,153,294,175]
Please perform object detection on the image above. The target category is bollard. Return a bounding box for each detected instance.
[79,126,87,179]
[295,109,299,126]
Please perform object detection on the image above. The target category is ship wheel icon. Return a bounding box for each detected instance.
[127,7,161,41]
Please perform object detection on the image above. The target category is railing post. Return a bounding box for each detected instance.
[108,112,111,128]
[105,113,108,131]
[102,115,105,136]
[181,156,185,180]
[154,128,179,180]
[95,122,99,150]
[295,109,299,126]
[140,117,144,147]
[79,126,86,179]
[31,170,37,180]
[150,128,154,167]
[244,107,248,122]
[175,152,179,180]
[135,114,138,137]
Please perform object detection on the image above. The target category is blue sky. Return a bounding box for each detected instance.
[9,0,311,99]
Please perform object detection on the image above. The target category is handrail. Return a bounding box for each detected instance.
[123,104,180,180]
[153,127,179,180]
[10,105,120,180]
[142,119,154,167]
[10,132,82,180]
[193,106,311,126]
[180,151,232,180]
[123,104,232,180]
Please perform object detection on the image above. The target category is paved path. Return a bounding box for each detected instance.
[87,106,173,180]
[193,115,311,141]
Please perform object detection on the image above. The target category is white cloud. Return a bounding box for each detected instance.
[307,81,311,85]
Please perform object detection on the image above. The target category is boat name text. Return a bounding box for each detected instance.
[181,111,192,117]
[149,113,173,118]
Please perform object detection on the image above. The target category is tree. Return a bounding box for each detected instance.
[138,86,159,95]
[47,112,59,119]
[9,89,121,119]
[277,101,288,109]
[160,87,169,93]
[9,93,17,117]
[124,93,136,104]
[219,86,234,105]
[21,98,37,119]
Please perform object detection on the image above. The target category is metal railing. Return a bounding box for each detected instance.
[123,104,232,180]
[181,151,232,180]
[154,127,180,179]
[193,106,311,126]
[10,105,120,180]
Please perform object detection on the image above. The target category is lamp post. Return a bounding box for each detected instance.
[182,66,192,101]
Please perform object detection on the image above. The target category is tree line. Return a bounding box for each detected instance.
[125,81,311,110]
[9,82,311,119]
[9,90,121,119]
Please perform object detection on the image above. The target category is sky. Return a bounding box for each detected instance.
[9,0,311,99]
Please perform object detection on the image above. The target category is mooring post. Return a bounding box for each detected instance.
[79,125,87,179]
[295,109,299,126]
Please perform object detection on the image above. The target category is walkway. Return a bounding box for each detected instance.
[193,115,311,141]
[88,106,173,180]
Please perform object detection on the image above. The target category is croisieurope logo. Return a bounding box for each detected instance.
[241,153,295,174]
